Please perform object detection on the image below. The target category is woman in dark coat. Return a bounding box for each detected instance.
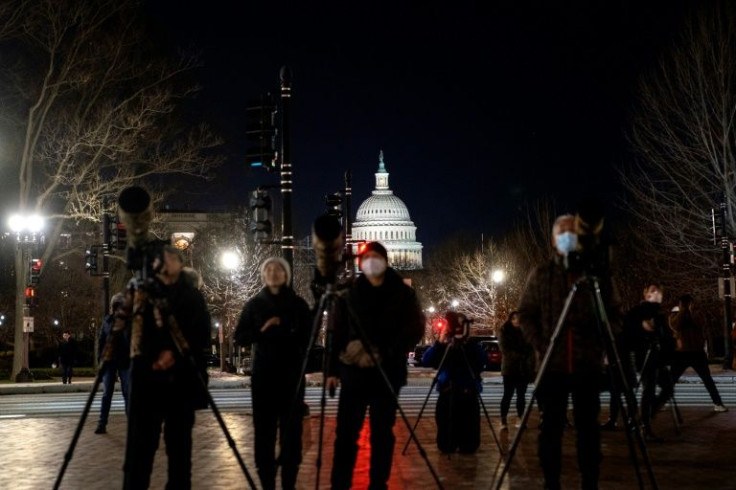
[233,257,312,490]
[499,311,534,429]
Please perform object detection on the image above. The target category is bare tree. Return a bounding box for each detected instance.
[0,0,222,378]
[190,213,279,369]
[621,2,736,294]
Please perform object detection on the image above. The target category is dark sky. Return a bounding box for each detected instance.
[145,0,690,247]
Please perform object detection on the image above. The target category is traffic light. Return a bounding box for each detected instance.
[29,259,42,286]
[110,219,127,250]
[25,286,38,307]
[325,192,343,220]
[434,317,447,333]
[85,246,99,274]
[249,189,272,240]
[245,93,278,172]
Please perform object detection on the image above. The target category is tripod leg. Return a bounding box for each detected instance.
[589,278,659,490]
[401,344,450,455]
[161,307,257,489]
[345,308,444,489]
[458,345,504,456]
[494,281,581,490]
[53,364,105,490]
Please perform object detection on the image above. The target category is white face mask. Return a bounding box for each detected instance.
[361,257,387,278]
[555,231,578,256]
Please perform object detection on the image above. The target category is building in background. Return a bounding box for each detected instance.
[352,151,423,270]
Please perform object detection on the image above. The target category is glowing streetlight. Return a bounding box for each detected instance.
[427,306,436,314]
[451,299,460,308]
[219,250,241,271]
[491,269,505,284]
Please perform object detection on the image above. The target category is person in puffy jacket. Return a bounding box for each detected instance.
[234,257,312,490]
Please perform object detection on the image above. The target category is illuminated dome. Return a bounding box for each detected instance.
[352,151,423,270]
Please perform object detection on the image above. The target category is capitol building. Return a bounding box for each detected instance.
[352,152,423,270]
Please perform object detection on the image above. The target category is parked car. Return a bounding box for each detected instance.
[410,344,432,367]
[468,336,502,371]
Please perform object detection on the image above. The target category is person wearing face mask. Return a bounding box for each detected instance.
[233,257,312,490]
[326,241,425,490]
[518,213,622,490]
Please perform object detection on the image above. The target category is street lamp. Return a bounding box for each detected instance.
[8,213,45,383]
[491,269,505,284]
[218,249,241,372]
[219,250,241,272]
[451,299,460,308]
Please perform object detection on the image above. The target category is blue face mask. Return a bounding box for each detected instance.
[555,232,578,255]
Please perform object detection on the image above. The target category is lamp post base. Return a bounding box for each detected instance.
[15,367,34,383]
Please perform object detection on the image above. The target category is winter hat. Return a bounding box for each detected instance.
[110,292,126,311]
[260,257,292,287]
[360,241,388,262]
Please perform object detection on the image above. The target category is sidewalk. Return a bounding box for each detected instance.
[1,364,734,395]
[0,404,734,489]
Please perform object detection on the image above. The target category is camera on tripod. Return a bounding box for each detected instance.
[442,312,473,342]
[117,186,170,285]
[565,199,612,276]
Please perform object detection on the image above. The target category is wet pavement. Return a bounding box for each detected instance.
[1,366,735,489]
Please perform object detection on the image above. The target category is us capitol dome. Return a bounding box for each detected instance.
[352,151,423,269]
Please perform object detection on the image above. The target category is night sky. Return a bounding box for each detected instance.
[145,0,690,247]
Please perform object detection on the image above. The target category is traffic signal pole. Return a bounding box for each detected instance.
[719,197,733,369]
[102,200,111,322]
[280,67,294,271]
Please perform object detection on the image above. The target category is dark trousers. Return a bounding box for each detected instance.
[537,372,601,490]
[640,363,674,430]
[251,380,304,490]
[500,375,528,422]
[61,364,73,384]
[98,365,130,428]
[435,389,480,453]
[670,351,723,405]
[124,370,196,490]
[331,367,399,490]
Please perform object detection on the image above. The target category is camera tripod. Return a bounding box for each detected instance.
[494,275,659,490]
[399,337,504,457]
[53,282,257,490]
[288,281,444,489]
[635,343,682,434]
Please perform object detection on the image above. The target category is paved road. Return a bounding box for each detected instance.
[2,383,735,418]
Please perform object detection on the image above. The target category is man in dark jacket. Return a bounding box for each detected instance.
[95,291,132,434]
[327,241,425,490]
[519,214,621,490]
[58,330,76,384]
[233,257,312,490]
[123,246,211,490]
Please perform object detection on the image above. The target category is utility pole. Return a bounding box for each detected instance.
[718,196,734,369]
[280,66,294,271]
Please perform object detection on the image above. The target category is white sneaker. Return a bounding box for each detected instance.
[714,404,728,413]
[514,421,522,428]
[500,423,508,430]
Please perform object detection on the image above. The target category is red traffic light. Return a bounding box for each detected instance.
[434,318,447,332]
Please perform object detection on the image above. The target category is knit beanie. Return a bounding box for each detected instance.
[360,241,388,262]
[260,257,292,287]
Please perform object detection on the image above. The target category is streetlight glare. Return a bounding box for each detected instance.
[492,269,505,284]
[8,213,45,233]
[27,215,45,233]
[220,250,241,271]
[451,299,460,308]
[8,214,24,232]
[428,306,436,314]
